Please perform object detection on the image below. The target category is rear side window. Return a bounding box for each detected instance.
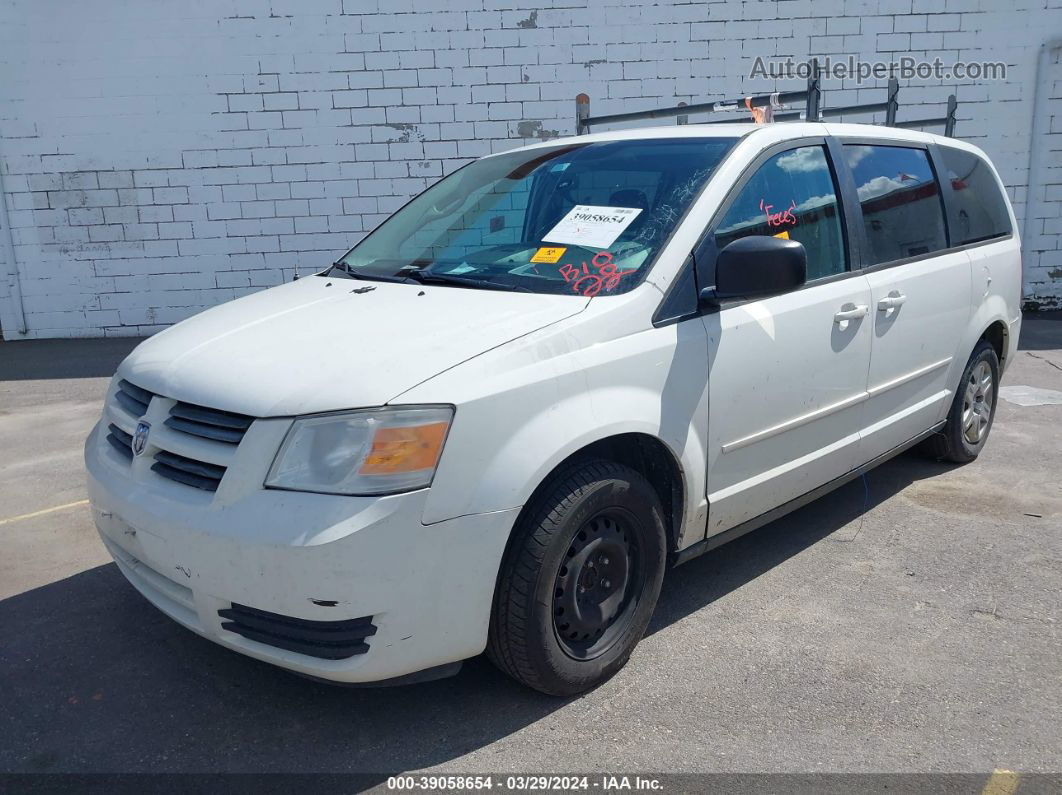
[843,144,947,265]
[938,147,1012,244]
[715,145,846,281]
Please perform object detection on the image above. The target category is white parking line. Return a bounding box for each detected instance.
[982,768,1020,795]
[0,499,90,527]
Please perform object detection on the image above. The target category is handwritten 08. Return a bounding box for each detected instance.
[559,251,635,297]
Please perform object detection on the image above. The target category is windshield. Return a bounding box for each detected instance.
[327,137,738,296]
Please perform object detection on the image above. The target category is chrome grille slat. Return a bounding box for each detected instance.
[154,450,226,481]
[115,378,153,417]
[119,378,155,405]
[167,401,253,445]
[150,463,220,492]
[106,423,133,459]
[164,416,245,444]
[170,402,253,430]
[151,449,225,492]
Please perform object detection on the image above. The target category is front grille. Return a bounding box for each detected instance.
[107,379,258,494]
[115,379,154,417]
[218,603,377,660]
[151,450,226,492]
[106,423,133,460]
[166,401,253,445]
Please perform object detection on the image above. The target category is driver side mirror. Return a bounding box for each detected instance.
[701,236,807,302]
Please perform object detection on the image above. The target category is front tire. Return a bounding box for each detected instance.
[921,340,1000,463]
[487,460,667,696]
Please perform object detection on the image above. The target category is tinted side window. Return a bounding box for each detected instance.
[938,147,1012,244]
[843,144,947,265]
[715,145,846,281]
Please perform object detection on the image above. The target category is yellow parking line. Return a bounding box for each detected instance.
[982,769,1020,795]
[0,499,90,527]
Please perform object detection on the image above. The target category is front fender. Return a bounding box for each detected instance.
[400,309,711,549]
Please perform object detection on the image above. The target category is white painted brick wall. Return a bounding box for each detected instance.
[0,0,1059,338]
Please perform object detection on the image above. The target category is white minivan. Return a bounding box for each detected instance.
[85,122,1021,695]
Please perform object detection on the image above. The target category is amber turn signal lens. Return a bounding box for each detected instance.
[359,421,449,475]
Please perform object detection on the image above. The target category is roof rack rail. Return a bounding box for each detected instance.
[575,58,957,137]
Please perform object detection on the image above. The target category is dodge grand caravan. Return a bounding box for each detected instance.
[85,122,1021,695]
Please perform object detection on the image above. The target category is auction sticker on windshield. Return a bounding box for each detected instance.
[543,205,642,249]
[530,246,567,264]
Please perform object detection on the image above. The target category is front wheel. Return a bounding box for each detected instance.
[487,460,667,696]
[920,340,1000,463]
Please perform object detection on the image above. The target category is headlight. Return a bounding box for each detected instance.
[265,406,453,496]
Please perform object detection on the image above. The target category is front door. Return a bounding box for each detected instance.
[701,142,873,534]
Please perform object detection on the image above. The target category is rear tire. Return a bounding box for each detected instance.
[487,460,667,696]
[920,340,999,463]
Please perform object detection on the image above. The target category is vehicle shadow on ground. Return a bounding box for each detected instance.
[0,338,142,381]
[649,452,950,637]
[0,452,950,776]
[1017,312,1062,353]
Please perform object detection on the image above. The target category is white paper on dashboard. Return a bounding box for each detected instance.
[542,205,643,249]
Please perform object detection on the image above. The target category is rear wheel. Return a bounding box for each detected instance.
[920,340,999,463]
[487,460,667,696]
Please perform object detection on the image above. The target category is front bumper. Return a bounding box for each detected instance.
[85,420,519,684]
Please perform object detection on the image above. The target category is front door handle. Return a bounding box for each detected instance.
[877,292,907,312]
[834,304,868,322]
[833,303,868,332]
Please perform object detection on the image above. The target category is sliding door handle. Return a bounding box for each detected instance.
[877,292,907,311]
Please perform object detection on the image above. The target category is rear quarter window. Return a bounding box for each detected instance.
[938,147,1013,244]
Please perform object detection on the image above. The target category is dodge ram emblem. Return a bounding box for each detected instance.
[132,421,151,457]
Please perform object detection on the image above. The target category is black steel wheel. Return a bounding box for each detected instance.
[488,459,667,696]
[552,509,644,660]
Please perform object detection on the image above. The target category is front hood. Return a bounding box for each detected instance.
[121,277,589,416]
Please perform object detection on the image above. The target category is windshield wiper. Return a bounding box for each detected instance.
[328,261,415,284]
[404,271,532,292]
[328,261,530,291]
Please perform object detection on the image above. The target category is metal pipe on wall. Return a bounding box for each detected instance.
[1022,37,1062,279]
[0,160,28,336]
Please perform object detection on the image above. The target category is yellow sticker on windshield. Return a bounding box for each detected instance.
[773,230,790,240]
[530,246,566,264]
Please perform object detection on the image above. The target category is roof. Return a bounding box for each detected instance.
[505,122,765,155]
[489,120,975,158]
